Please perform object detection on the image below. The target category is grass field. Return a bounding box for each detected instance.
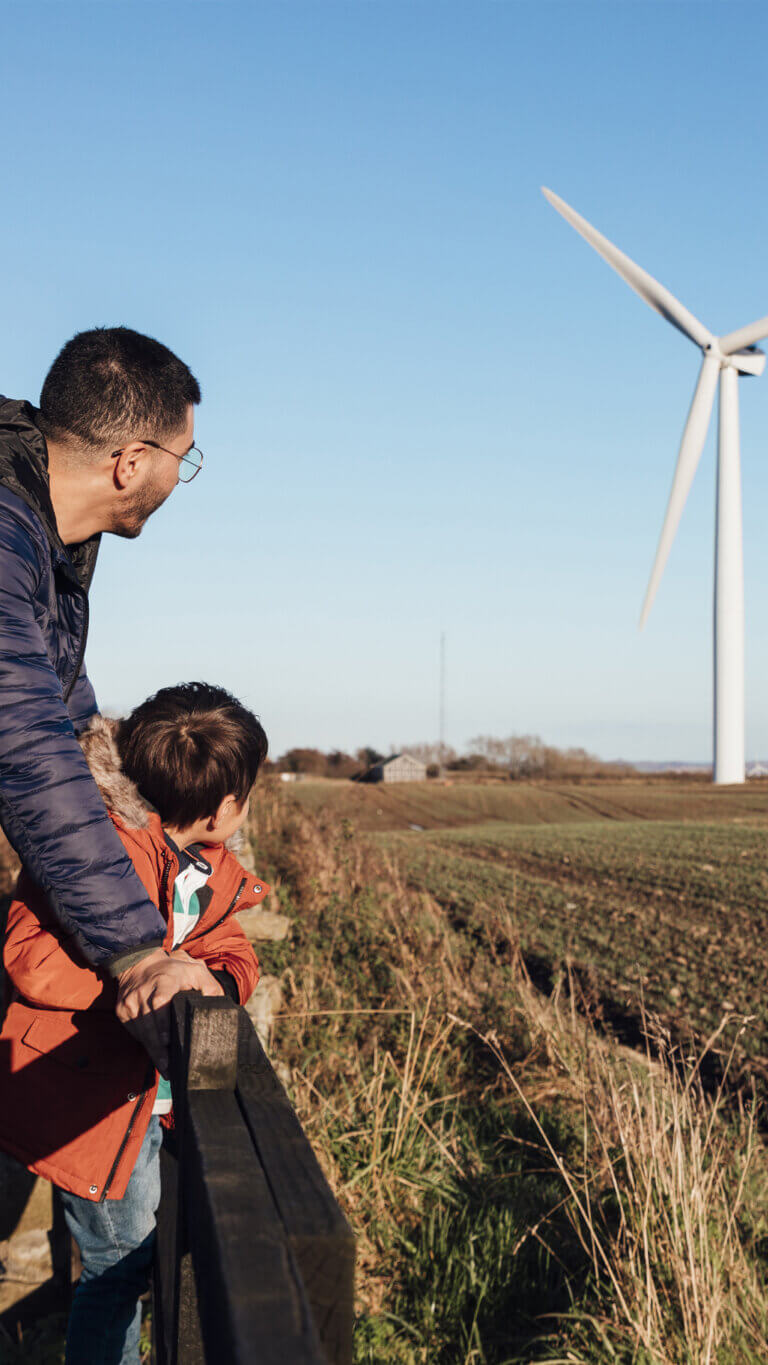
[293,777,768,1074]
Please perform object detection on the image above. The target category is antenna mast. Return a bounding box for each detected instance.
[439,631,446,766]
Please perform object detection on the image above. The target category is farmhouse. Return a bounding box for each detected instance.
[365,753,427,784]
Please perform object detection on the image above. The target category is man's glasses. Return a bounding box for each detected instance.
[111,440,204,483]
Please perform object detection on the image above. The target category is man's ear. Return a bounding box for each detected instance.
[112,443,148,490]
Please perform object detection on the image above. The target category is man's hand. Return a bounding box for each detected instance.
[115,947,224,1076]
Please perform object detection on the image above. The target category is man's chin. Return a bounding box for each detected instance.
[110,518,147,541]
[110,486,171,539]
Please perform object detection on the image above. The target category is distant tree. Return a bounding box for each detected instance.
[326,749,359,779]
[464,733,631,780]
[467,735,510,766]
[356,746,384,769]
[279,747,327,776]
[447,753,487,771]
[505,736,546,777]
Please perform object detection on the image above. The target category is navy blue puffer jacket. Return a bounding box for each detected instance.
[0,398,166,971]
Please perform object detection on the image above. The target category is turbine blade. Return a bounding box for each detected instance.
[542,187,713,350]
[639,353,720,627]
[719,315,768,354]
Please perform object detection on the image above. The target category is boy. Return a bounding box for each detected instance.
[0,682,269,1365]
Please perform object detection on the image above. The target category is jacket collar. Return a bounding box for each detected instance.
[114,809,269,929]
[0,396,100,591]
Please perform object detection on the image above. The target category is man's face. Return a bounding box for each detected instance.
[112,406,196,539]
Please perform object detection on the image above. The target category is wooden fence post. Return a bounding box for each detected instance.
[235,1015,355,1365]
[158,992,331,1365]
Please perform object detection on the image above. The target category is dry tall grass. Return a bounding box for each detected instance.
[454,973,768,1364]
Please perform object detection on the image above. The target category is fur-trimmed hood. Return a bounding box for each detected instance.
[79,716,152,829]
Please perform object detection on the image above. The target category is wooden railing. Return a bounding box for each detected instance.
[153,992,355,1365]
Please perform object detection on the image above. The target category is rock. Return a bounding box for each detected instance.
[0,1229,52,1285]
[224,827,256,872]
[274,1059,292,1090]
[245,975,283,1051]
[0,1153,39,1242]
[236,907,291,941]
[238,845,257,873]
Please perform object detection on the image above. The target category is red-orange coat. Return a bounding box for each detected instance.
[0,811,267,1201]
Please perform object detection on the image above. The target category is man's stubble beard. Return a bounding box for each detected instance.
[111,476,173,540]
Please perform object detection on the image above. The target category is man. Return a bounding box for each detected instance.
[0,327,224,1068]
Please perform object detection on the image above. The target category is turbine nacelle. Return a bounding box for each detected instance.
[698,342,764,376]
[720,345,765,377]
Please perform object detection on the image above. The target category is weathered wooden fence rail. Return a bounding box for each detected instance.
[153,992,355,1365]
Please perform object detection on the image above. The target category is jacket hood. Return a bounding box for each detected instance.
[79,716,152,829]
[0,396,100,591]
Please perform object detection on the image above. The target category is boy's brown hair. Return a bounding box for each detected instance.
[117,682,268,828]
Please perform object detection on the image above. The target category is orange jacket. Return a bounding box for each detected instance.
[0,808,267,1201]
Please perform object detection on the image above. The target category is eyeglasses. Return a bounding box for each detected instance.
[111,440,204,483]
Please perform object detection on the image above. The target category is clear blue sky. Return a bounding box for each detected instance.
[3,0,768,762]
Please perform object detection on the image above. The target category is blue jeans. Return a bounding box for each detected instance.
[58,1116,162,1365]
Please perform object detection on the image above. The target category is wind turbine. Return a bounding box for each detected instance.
[542,187,768,785]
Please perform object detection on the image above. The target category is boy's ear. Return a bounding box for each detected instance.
[210,794,237,828]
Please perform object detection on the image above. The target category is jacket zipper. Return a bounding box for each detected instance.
[183,877,248,945]
[63,592,89,703]
[100,1063,155,1202]
[159,850,175,933]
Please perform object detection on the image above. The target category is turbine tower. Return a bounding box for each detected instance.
[543,187,768,785]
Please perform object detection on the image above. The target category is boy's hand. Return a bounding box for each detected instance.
[115,947,224,1075]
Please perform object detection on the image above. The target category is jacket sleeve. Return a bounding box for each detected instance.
[187,918,260,1005]
[209,968,240,1003]
[0,508,167,971]
[66,665,100,736]
[3,888,114,1011]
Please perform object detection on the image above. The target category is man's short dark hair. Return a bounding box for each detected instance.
[38,327,201,449]
[118,682,268,829]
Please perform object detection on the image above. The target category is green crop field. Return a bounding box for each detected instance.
[292,778,768,1072]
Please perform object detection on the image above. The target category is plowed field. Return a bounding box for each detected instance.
[293,778,768,1069]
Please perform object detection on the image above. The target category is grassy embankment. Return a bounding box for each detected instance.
[250,777,768,1363]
